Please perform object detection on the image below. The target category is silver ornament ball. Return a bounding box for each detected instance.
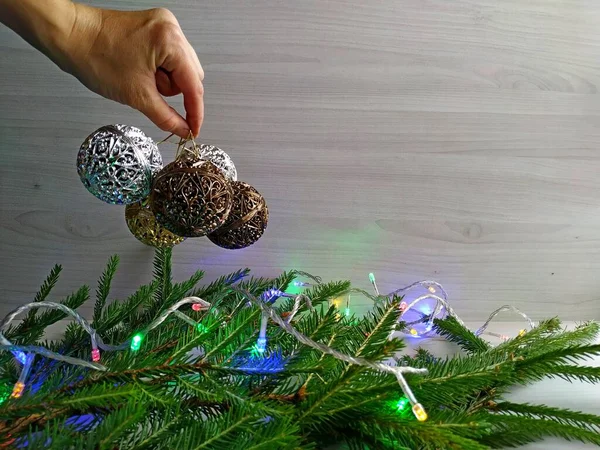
[198,144,237,181]
[77,124,163,205]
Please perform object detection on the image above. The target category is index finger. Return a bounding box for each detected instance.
[169,61,204,137]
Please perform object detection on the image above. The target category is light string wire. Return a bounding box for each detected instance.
[364,274,535,339]
[1,273,534,421]
[0,298,211,372]
[229,286,429,421]
[0,282,429,419]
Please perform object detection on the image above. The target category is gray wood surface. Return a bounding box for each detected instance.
[2,0,600,321]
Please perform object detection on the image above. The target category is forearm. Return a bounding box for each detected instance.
[0,0,79,68]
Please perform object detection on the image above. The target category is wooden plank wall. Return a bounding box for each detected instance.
[1,0,600,321]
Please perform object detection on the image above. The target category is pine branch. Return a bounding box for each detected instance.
[189,268,250,300]
[490,401,600,432]
[434,316,491,354]
[515,344,600,382]
[152,248,173,307]
[550,365,600,384]
[94,255,120,323]
[5,265,62,342]
[95,401,147,450]
[480,414,600,448]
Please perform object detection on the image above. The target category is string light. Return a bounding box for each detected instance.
[10,382,25,399]
[0,272,535,423]
[412,403,428,422]
[91,348,100,362]
[396,397,409,412]
[232,286,428,422]
[0,384,10,405]
[12,351,27,365]
[196,323,207,333]
[255,337,267,354]
[518,329,527,337]
[255,311,269,354]
[130,334,144,351]
[387,281,534,341]
[368,273,380,296]
[10,353,34,399]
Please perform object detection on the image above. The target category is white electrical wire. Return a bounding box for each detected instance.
[0,297,211,371]
[0,274,534,423]
[368,277,535,340]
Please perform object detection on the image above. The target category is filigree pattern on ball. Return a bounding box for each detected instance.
[150,156,234,237]
[208,181,268,249]
[198,144,237,181]
[125,201,185,248]
[77,125,162,205]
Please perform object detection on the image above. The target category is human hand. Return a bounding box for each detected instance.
[58,6,204,138]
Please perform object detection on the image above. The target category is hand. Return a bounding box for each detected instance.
[60,6,204,138]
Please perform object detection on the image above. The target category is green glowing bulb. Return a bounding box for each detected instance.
[130,333,143,351]
[196,323,207,333]
[369,273,376,283]
[0,385,10,405]
[344,308,351,317]
[396,397,409,411]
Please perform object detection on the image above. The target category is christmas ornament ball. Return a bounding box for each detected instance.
[125,201,185,248]
[150,155,234,237]
[208,181,268,250]
[198,144,237,181]
[77,124,162,205]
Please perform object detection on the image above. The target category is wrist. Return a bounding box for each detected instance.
[45,3,102,74]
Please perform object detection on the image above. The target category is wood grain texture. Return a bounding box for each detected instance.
[2,0,600,321]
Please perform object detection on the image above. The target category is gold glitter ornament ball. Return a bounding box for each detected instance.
[208,181,268,250]
[125,201,185,248]
[150,154,234,237]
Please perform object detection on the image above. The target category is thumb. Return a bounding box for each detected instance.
[134,85,190,138]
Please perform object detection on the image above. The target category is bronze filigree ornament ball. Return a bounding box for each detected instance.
[150,154,234,237]
[125,200,185,248]
[208,181,268,250]
[77,125,163,205]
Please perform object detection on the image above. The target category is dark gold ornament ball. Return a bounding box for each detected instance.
[125,201,185,248]
[150,155,234,238]
[208,181,268,249]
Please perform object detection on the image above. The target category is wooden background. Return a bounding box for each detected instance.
[2,0,600,322]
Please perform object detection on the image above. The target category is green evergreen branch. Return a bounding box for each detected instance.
[480,414,600,448]
[491,401,600,432]
[96,401,147,450]
[3,251,599,450]
[189,268,250,300]
[515,344,600,382]
[94,255,119,323]
[152,248,173,307]
[8,265,63,343]
[434,316,491,354]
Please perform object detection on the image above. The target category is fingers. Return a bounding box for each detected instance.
[135,83,190,138]
[168,60,204,137]
[156,68,181,97]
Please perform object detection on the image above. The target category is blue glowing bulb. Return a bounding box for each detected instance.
[256,337,267,354]
[13,351,27,365]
